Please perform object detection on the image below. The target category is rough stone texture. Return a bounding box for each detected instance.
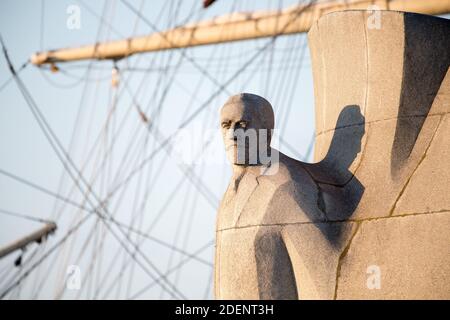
[214,11,450,300]
[347,116,441,220]
[309,11,450,299]
[393,114,450,215]
[215,225,299,299]
[282,222,357,299]
[215,227,260,299]
[308,11,450,221]
[336,213,450,299]
[312,11,368,136]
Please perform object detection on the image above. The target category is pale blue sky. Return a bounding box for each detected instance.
[0,0,317,299]
[1,0,446,299]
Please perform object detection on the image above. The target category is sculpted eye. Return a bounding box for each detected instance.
[239,121,247,128]
[221,121,230,129]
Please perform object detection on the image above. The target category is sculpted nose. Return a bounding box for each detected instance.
[226,128,237,141]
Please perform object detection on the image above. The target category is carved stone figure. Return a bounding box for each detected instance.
[215,10,450,300]
[215,93,329,299]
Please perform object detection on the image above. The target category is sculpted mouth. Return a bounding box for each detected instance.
[226,143,251,151]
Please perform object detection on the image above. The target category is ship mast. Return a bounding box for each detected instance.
[0,222,57,260]
[31,0,450,66]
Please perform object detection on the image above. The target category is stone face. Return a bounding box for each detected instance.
[214,11,450,300]
[336,213,450,299]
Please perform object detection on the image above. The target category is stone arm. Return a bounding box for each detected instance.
[254,227,298,299]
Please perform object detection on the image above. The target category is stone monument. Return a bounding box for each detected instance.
[214,10,450,299]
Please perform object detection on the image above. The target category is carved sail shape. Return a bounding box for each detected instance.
[303,11,450,298]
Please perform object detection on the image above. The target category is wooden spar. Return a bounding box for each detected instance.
[31,0,450,65]
[0,222,57,259]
